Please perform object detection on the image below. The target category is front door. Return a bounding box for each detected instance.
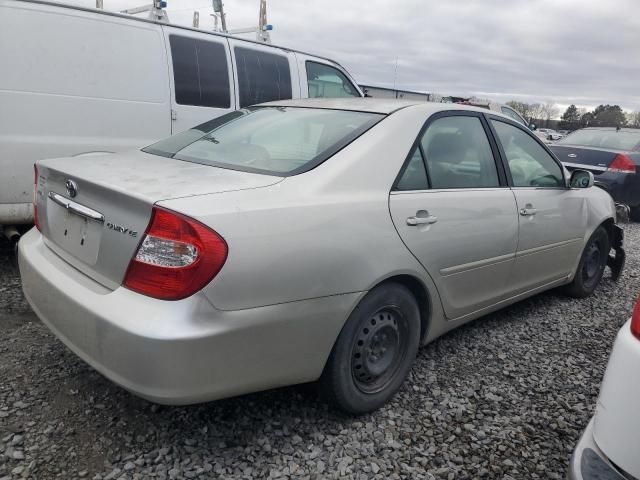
[489,117,587,293]
[389,112,519,319]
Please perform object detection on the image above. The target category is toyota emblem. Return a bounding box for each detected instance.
[65,179,78,198]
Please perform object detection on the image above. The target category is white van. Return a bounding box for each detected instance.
[0,0,363,230]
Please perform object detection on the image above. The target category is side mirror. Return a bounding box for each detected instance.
[570,169,594,189]
[529,123,537,130]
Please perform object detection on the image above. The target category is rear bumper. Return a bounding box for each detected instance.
[569,419,627,480]
[0,202,33,224]
[589,171,640,209]
[19,229,360,404]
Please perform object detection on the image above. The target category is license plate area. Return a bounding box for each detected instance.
[46,194,103,265]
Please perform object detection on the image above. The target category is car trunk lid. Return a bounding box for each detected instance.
[549,144,624,175]
[35,150,282,289]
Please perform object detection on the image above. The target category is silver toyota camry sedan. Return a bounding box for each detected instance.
[19,99,625,413]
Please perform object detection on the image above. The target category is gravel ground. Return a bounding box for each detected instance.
[1,224,638,480]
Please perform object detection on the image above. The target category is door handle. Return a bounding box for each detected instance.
[407,211,438,226]
[519,204,537,216]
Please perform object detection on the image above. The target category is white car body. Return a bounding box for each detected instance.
[0,0,363,226]
[570,307,640,479]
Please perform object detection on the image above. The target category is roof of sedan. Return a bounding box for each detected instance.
[260,98,489,115]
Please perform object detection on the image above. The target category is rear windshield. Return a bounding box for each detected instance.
[143,107,383,176]
[557,129,640,151]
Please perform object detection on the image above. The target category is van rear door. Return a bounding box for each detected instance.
[162,27,236,134]
[295,53,363,99]
[227,39,300,109]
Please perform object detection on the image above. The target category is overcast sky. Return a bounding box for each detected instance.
[67,0,640,114]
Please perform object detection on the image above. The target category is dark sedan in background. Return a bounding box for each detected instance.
[550,128,640,220]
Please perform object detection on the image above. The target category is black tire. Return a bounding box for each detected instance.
[564,226,610,298]
[630,206,640,222]
[319,283,421,414]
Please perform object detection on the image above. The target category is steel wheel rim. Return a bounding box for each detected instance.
[351,306,408,394]
[582,239,604,287]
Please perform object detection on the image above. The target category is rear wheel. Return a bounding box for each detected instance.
[564,226,610,298]
[319,283,420,414]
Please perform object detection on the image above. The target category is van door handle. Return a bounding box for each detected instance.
[519,204,537,216]
[407,211,438,226]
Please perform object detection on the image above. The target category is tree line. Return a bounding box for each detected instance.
[506,101,640,131]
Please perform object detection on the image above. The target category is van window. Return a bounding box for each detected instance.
[169,35,231,108]
[234,47,292,107]
[306,62,360,98]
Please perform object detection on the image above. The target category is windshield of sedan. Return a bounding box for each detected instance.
[557,129,640,151]
[143,107,384,176]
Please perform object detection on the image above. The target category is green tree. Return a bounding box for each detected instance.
[590,105,627,127]
[559,104,581,130]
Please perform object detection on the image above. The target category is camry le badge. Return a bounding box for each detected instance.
[65,179,78,198]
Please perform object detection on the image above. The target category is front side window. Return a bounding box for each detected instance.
[169,35,230,108]
[306,62,360,98]
[420,116,500,189]
[501,106,526,126]
[492,120,564,188]
[143,107,383,176]
[235,47,292,107]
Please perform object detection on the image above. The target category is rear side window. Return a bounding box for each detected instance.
[396,149,429,191]
[235,47,292,107]
[420,116,500,189]
[306,62,360,98]
[169,35,230,108]
[492,120,564,188]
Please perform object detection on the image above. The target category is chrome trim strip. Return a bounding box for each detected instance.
[561,161,608,172]
[48,192,105,224]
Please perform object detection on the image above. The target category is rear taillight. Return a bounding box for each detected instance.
[631,295,640,340]
[33,164,40,231]
[123,207,227,301]
[607,154,636,174]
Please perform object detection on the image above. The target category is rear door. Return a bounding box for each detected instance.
[163,28,235,133]
[295,53,363,99]
[228,39,300,108]
[489,117,586,292]
[389,111,518,319]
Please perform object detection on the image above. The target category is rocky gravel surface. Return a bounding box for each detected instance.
[1,224,639,480]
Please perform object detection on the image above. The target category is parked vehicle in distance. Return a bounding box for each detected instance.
[452,100,530,128]
[538,128,563,141]
[569,294,640,480]
[19,99,625,413]
[550,128,640,220]
[0,0,362,231]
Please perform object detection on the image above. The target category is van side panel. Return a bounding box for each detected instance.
[0,1,171,223]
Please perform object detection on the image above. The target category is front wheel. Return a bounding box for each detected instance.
[564,226,610,298]
[319,283,421,414]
